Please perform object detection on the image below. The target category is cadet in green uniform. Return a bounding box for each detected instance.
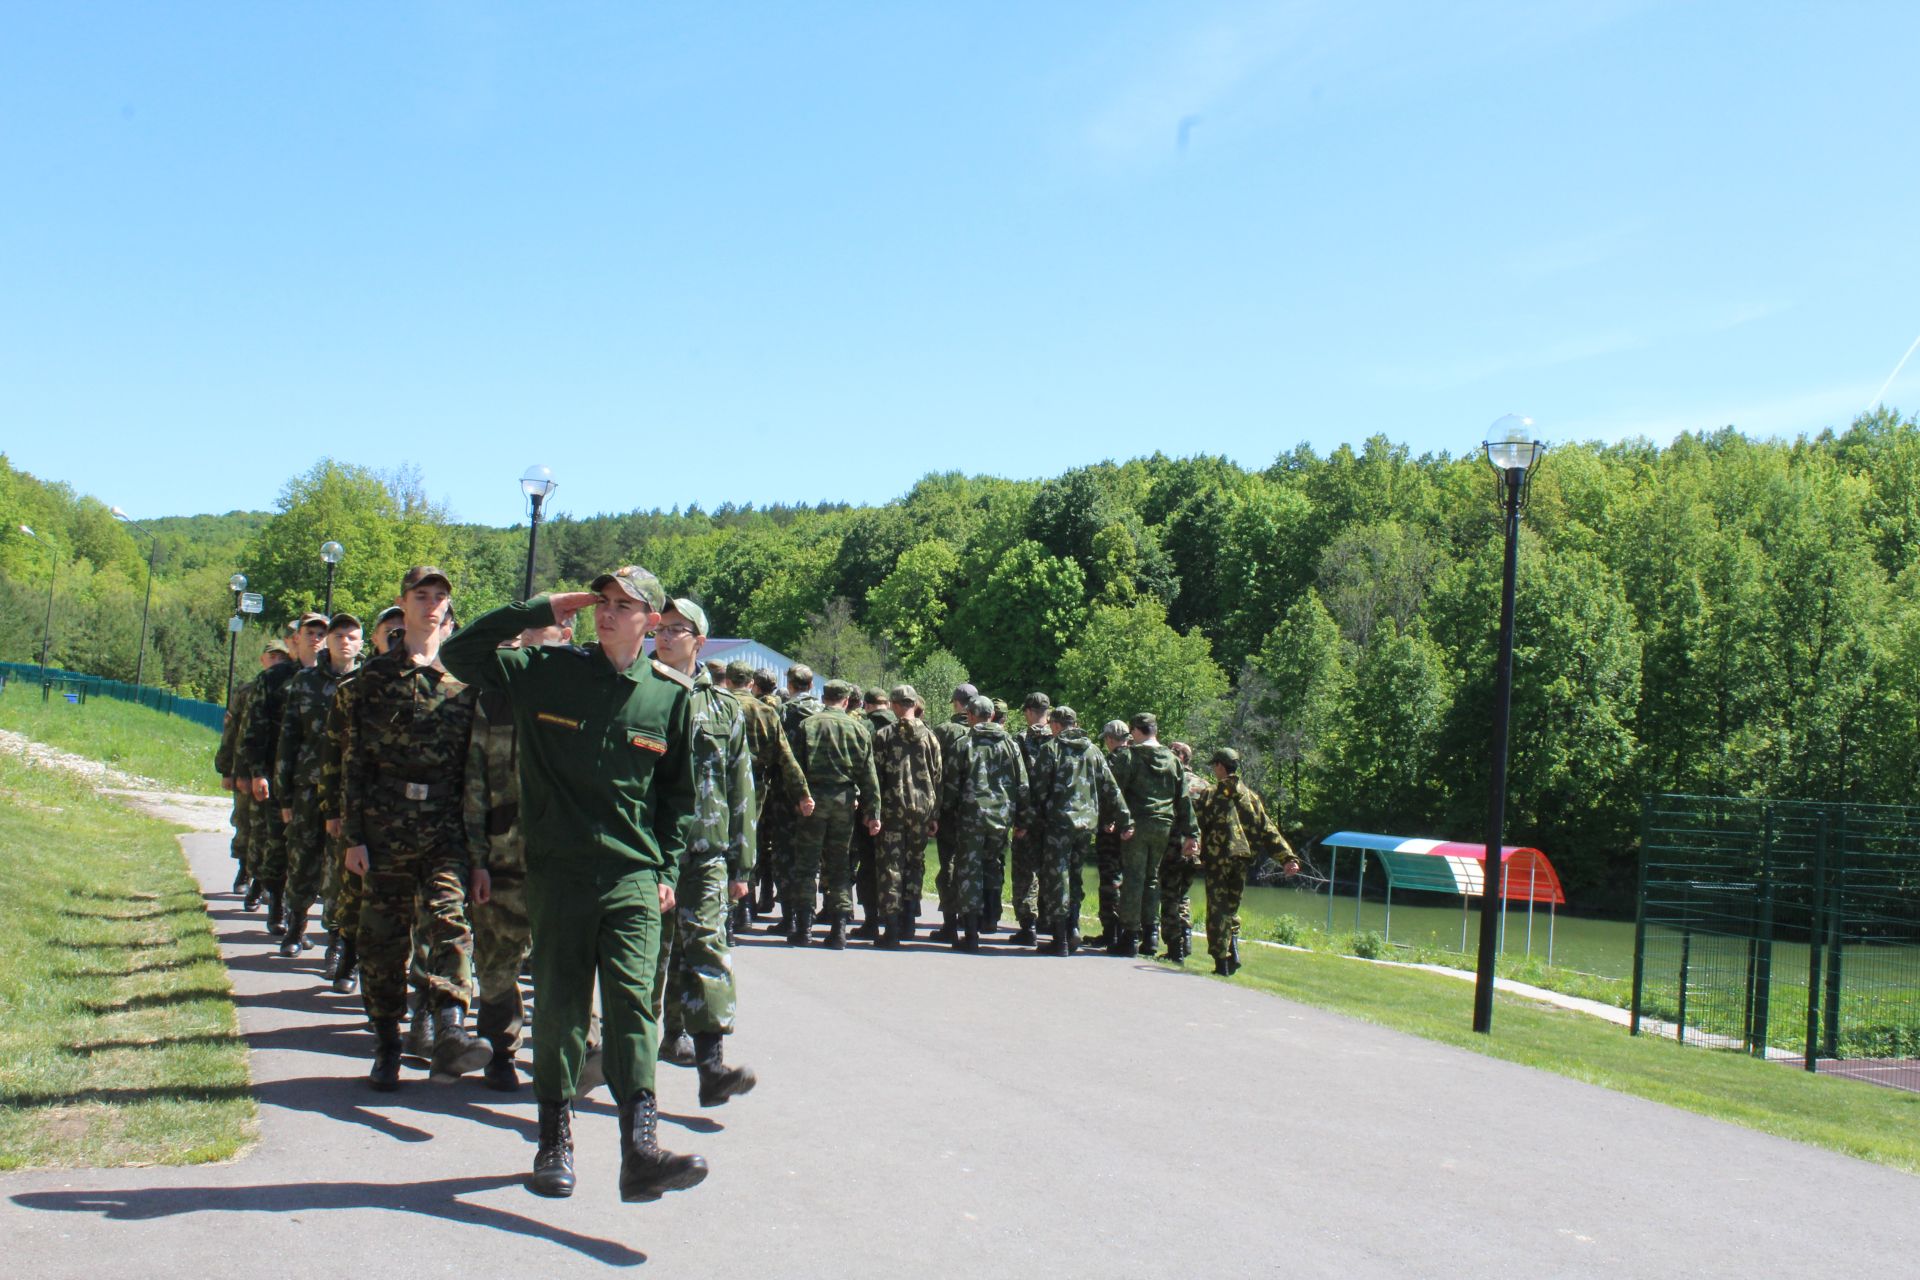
[724,660,813,935]
[218,645,289,897]
[872,685,941,946]
[788,679,883,949]
[648,600,758,1106]
[1194,748,1297,974]
[1109,713,1197,959]
[274,613,362,958]
[940,694,1030,952]
[319,607,402,993]
[928,683,977,942]
[1087,720,1131,946]
[244,614,329,935]
[1157,741,1207,963]
[441,566,708,1203]
[1009,692,1054,946]
[1028,706,1131,954]
[850,687,896,938]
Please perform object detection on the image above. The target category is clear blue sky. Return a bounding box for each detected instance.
[4,2,1916,528]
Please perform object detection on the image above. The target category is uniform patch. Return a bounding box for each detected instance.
[536,712,583,730]
[630,733,667,754]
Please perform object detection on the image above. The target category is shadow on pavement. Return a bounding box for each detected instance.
[9,1175,647,1266]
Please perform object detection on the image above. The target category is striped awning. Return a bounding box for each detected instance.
[1319,832,1566,905]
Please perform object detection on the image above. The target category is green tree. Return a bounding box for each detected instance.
[1056,597,1227,740]
[795,596,890,685]
[244,461,453,623]
[945,540,1086,698]
[1253,591,1350,824]
[867,538,959,668]
[1317,618,1454,832]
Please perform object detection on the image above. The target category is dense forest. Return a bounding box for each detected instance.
[6,408,1918,908]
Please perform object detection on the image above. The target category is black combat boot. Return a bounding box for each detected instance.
[402,992,433,1061]
[877,917,902,949]
[694,1032,757,1107]
[265,887,285,937]
[1066,924,1082,955]
[278,907,308,957]
[1011,921,1038,947]
[369,1017,403,1092]
[1227,936,1242,976]
[429,1004,492,1080]
[323,929,341,970]
[960,913,981,953]
[931,913,957,944]
[824,917,848,950]
[1213,953,1230,975]
[618,1091,709,1202]
[1141,924,1160,959]
[231,864,249,893]
[897,910,916,942]
[1117,929,1139,959]
[243,878,263,911]
[476,998,520,1092]
[528,1100,576,1198]
[1045,916,1069,956]
[852,915,880,941]
[330,936,358,993]
[659,1031,695,1067]
[787,906,813,947]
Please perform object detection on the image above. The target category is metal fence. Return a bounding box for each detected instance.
[0,661,227,733]
[1632,794,1920,1093]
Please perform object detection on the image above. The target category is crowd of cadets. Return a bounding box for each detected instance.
[211,564,1298,1201]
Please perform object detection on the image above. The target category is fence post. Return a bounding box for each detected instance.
[1630,794,1651,1037]
[1676,926,1692,1043]
[1804,810,1828,1072]
[1748,806,1775,1057]
[1822,808,1847,1059]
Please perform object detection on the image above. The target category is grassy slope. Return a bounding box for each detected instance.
[0,754,253,1168]
[0,689,224,796]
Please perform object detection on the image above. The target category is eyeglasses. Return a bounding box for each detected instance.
[654,624,697,639]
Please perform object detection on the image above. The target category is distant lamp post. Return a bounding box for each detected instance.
[225,573,248,709]
[111,506,159,691]
[1472,414,1547,1035]
[320,540,344,614]
[520,465,557,601]
[20,525,56,688]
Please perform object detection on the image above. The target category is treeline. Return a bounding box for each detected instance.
[6,408,1918,907]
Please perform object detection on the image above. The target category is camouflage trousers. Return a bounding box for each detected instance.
[283,793,328,921]
[473,867,531,1049]
[249,797,289,889]
[788,786,857,920]
[1093,827,1123,934]
[527,863,662,1105]
[1203,861,1250,960]
[758,793,794,908]
[1159,848,1200,944]
[934,813,959,914]
[320,831,350,933]
[355,820,474,1022]
[650,856,734,1037]
[1010,829,1043,927]
[953,819,1011,921]
[874,810,935,918]
[1037,825,1094,932]
[1119,822,1171,935]
[229,788,254,873]
[851,814,877,918]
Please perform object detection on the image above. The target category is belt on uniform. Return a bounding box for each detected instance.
[377,777,453,802]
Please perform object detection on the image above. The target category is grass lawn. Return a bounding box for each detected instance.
[0,752,253,1168]
[0,687,224,796]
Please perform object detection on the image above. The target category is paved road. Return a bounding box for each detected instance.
[4,827,1915,1278]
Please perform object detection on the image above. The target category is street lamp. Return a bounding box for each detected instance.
[520,464,556,601]
[20,526,56,688]
[225,573,248,710]
[111,506,159,692]
[320,540,344,614]
[1472,414,1547,1035]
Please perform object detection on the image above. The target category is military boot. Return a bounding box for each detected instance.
[897,910,916,942]
[528,1100,576,1198]
[1117,929,1140,959]
[659,1031,696,1067]
[960,914,981,953]
[1227,936,1242,976]
[368,1017,403,1092]
[1180,925,1195,963]
[1011,921,1038,947]
[824,917,848,950]
[401,992,433,1061]
[278,907,308,957]
[1141,924,1160,959]
[787,906,814,947]
[1213,952,1230,975]
[265,887,286,937]
[852,915,881,941]
[1045,917,1069,956]
[877,917,902,949]
[931,913,957,944]
[430,1004,492,1081]
[617,1091,709,1202]
[231,864,249,893]
[483,1042,520,1092]
[330,936,358,994]
[694,1032,757,1107]
[243,878,263,912]
[323,929,341,970]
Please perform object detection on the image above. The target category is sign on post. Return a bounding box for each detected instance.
[228,615,245,633]
[239,592,264,614]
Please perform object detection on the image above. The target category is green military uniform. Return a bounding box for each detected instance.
[872,704,941,931]
[241,655,304,899]
[652,664,754,1039]
[930,710,972,922]
[1110,738,1197,952]
[275,652,350,943]
[316,669,359,939]
[850,702,896,928]
[1159,764,1209,961]
[733,672,810,920]
[440,595,697,1107]
[940,711,1029,938]
[789,695,882,935]
[1028,723,1130,948]
[765,689,823,916]
[1010,719,1053,934]
[215,675,260,883]
[464,687,532,1061]
[1091,734,1129,941]
[1194,764,1293,972]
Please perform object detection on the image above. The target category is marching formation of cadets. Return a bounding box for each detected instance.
[213,563,1298,1204]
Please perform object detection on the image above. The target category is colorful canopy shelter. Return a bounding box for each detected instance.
[1318,832,1568,962]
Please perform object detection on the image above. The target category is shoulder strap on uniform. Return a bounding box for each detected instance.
[651,658,695,690]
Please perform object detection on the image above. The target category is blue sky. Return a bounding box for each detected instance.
[3,2,1916,527]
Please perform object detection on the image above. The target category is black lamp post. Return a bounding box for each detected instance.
[1472,414,1546,1035]
[225,573,247,710]
[20,525,55,688]
[111,507,159,691]
[520,465,556,601]
[320,541,343,614]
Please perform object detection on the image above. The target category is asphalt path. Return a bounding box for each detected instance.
[3,826,1915,1278]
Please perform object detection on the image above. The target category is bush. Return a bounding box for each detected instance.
[1349,930,1389,960]
[1269,915,1307,947]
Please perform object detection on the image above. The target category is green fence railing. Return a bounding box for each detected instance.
[0,661,227,733]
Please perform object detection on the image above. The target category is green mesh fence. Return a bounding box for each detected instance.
[1633,794,1920,1093]
[0,661,227,733]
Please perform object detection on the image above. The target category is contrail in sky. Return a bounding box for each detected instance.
[1866,330,1920,415]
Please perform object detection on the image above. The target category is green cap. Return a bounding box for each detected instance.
[889,683,919,705]
[726,659,757,682]
[823,678,853,701]
[1210,747,1240,769]
[294,611,330,631]
[328,612,362,632]
[968,694,995,720]
[590,565,666,610]
[400,565,451,593]
[668,597,709,637]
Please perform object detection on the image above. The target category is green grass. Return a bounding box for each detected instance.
[0,687,224,796]
[0,753,253,1168]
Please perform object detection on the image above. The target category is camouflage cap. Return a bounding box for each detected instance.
[952,682,978,704]
[373,605,405,626]
[1023,691,1052,712]
[263,638,293,657]
[328,612,362,632]
[590,565,666,611]
[400,565,451,593]
[667,597,709,637]
[991,698,1008,721]
[1210,746,1240,769]
[725,659,757,682]
[888,683,919,705]
[1049,704,1077,726]
[865,688,887,705]
[1101,719,1129,742]
[967,694,995,720]
[822,678,853,701]
[294,610,330,630]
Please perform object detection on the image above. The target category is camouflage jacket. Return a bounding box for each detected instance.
[941,721,1030,837]
[275,654,351,798]
[341,649,476,848]
[214,675,258,777]
[688,667,756,877]
[1194,776,1293,872]
[874,714,942,822]
[1031,728,1129,837]
[1111,740,1197,837]
[1016,723,1054,827]
[795,706,881,815]
[462,687,524,874]
[781,693,823,759]
[736,688,810,807]
[316,669,361,821]
[865,707,898,736]
[240,660,303,782]
[931,713,972,815]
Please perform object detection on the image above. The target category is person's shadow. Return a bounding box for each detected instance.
[10,1175,646,1266]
